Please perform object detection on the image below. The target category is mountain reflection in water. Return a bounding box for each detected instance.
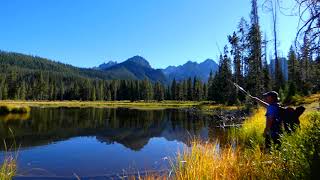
[0,107,231,176]
[0,107,229,151]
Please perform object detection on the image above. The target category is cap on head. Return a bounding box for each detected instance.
[263,91,280,102]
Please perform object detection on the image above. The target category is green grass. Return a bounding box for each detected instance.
[0,100,236,111]
[287,93,320,106]
[0,100,199,108]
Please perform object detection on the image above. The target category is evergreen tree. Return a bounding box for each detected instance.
[299,37,312,95]
[288,46,299,86]
[193,77,203,101]
[106,90,112,101]
[246,0,263,96]
[182,80,188,100]
[171,78,177,100]
[187,77,193,101]
[2,83,8,100]
[237,18,249,77]
[142,79,153,101]
[213,48,234,104]
[91,86,96,101]
[207,71,214,101]
[20,81,26,100]
[60,82,64,100]
[165,85,171,100]
[262,57,271,92]
[203,83,208,101]
[7,69,18,99]
[262,34,272,92]
[228,31,243,85]
[97,81,104,101]
[154,81,164,101]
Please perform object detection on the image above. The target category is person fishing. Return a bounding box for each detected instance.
[259,91,282,149]
[232,82,305,151]
[231,82,282,150]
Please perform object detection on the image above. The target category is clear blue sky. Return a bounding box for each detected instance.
[0,0,300,68]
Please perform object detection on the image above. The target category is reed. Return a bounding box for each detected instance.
[228,107,266,147]
[0,156,16,180]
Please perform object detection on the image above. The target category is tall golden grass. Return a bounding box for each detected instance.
[0,129,19,180]
[173,142,243,179]
[171,105,320,179]
[0,156,16,180]
[229,107,266,147]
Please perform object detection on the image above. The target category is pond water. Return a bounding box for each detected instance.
[0,107,231,178]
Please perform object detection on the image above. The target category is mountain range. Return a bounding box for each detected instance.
[97,56,167,83]
[161,59,218,82]
[1,50,218,83]
[96,58,219,82]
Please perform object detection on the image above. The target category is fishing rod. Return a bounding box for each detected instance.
[231,81,252,98]
[229,80,269,107]
[227,79,252,97]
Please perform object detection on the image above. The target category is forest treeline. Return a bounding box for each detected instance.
[0,0,319,104]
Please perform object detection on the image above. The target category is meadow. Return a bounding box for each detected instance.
[0,100,244,112]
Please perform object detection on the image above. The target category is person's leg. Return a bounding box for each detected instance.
[265,135,271,152]
[272,134,281,149]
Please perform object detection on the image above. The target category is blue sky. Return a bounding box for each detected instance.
[0,0,300,68]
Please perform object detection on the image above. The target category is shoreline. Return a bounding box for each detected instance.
[0,100,243,110]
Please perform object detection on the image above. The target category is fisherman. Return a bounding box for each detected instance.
[262,91,282,149]
[231,82,304,150]
[250,91,282,150]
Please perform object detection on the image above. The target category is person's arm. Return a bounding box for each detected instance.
[250,96,269,108]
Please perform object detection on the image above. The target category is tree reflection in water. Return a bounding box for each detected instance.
[0,107,231,151]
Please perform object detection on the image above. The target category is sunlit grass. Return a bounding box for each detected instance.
[173,141,244,179]
[290,93,320,105]
[228,107,265,147]
[170,104,320,179]
[0,100,245,113]
[0,100,203,109]
[0,156,16,180]
[0,138,18,180]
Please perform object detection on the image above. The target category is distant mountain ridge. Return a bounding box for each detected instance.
[2,50,218,84]
[161,59,218,82]
[97,61,118,69]
[98,56,167,83]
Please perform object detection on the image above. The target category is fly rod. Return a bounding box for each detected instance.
[229,80,269,107]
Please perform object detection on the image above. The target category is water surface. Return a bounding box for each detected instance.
[0,107,229,177]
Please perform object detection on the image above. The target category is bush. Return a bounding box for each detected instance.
[271,112,320,179]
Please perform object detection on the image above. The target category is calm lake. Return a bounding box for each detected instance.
[0,107,231,178]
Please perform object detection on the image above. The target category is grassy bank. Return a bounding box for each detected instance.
[285,93,320,106]
[0,100,200,109]
[171,103,320,179]
[0,100,241,111]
